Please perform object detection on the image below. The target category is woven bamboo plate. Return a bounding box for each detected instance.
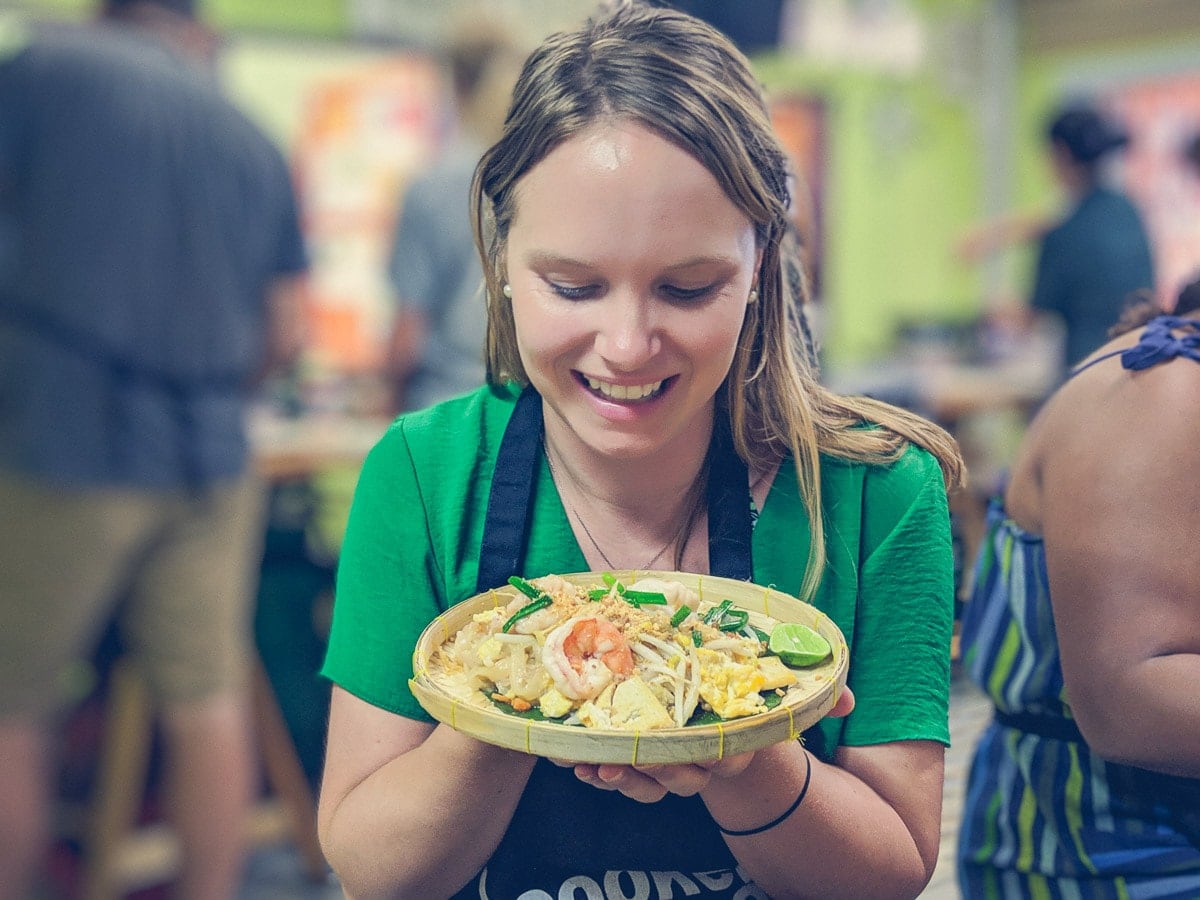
[409,571,848,764]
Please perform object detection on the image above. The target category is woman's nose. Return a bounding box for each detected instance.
[595,295,661,370]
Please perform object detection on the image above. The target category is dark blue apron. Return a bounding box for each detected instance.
[455,387,772,900]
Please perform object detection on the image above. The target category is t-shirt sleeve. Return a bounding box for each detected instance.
[269,156,308,277]
[387,176,443,315]
[0,43,32,191]
[840,444,955,747]
[320,419,444,721]
[1030,229,1068,317]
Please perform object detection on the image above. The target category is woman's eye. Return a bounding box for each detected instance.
[548,282,598,301]
[662,283,716,303]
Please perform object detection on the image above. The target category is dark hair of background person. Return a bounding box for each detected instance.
[1112,272,1200,336]
[1184,131,1200,177]
[447,25,515,104]
[650,0,786,55]
[1046,103,1130,167]
[104,0,196,16]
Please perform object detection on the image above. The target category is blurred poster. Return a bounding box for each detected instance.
[293,56,443,374]
[1107,74,1200,306]
[770,93,827,301]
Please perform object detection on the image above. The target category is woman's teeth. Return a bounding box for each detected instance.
[584,377,664,401]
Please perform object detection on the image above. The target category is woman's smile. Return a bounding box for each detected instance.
[577,373,670,404]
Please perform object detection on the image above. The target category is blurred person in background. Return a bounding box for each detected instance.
[955,277,1200,897]
[959,102,1155,382]
[0,1,308,898]
[384,12,525,412]
[1184,129,1200,179]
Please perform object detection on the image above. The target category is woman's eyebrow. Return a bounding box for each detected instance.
[521,251,737,272]
[661,255,739,273]
[522,250,592,270]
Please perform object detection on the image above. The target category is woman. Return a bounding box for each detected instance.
[1030,103,1155,376]
[956,279,1200,897]
[318,4,964,898]
[955,103,1155,384]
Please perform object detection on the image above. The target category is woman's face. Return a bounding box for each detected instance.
[504,121,759,463]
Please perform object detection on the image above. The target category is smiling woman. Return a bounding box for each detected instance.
[504,120,756,507]
[317,4,966,899]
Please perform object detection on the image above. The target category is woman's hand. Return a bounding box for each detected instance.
[554,686,855,803]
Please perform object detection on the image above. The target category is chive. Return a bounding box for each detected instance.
[602,573,618,588]
[622,589,667,605]
[669,605,692,627]
[587,588,609,601]
[703,599,733,625]
[502,596,552,633]
[718,609,749,632]
[508,575,547,603]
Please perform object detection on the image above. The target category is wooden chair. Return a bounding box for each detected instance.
[76,656,328,900]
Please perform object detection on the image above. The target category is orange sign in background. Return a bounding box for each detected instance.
[292,55,443,374]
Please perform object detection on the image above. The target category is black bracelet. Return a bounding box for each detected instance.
[717,750,812,838]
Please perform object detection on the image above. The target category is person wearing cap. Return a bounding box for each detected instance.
[1029,103,1156,375]
[0,2,308,897]
[954,102,1156,384]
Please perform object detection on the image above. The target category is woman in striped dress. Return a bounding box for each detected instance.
[956,278,1200,898]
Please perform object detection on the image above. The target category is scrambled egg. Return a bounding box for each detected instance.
[575,676,675,730]
[538,686,574,719]
[697,649,796,720]
[475,636,504,667]
[756,655,799,691]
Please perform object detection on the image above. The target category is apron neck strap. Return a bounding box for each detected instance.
[476,387,752,593]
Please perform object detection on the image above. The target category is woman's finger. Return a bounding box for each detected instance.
[828,685,855,718]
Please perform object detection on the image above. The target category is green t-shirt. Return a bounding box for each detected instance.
[322,384,954,750]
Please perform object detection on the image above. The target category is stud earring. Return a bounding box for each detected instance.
[748,288,758,303]
[502,283,513,299]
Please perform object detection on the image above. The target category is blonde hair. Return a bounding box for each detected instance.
[471,2,964,601]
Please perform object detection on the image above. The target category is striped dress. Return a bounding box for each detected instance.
[956,315,1200,899]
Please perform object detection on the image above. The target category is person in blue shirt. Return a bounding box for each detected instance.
[1029,103,1156,374]
[0,1,307,897]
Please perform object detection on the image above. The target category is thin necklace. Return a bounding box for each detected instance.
[544,443,693,571]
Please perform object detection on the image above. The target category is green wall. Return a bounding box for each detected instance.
[756,54,983,366]
[7,0,350,36]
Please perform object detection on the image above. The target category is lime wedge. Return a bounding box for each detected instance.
[769,622,831,667]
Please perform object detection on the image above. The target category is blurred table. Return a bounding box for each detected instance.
[825,350,1058,425]
[826,325,1062,604]
[249,409,393,481]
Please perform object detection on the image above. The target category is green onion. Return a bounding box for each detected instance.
[718,609,750,632]
[508,575,547,603]
[703,599,733,625]
[669,605,692,627]
[602,573,618,588]
[692,629,703,648]
[501,596,552,633]
[587,588,609,601]
[502,576,554,632]
[621,589,668,605]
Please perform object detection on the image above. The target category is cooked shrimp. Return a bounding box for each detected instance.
[542,616,635,700]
